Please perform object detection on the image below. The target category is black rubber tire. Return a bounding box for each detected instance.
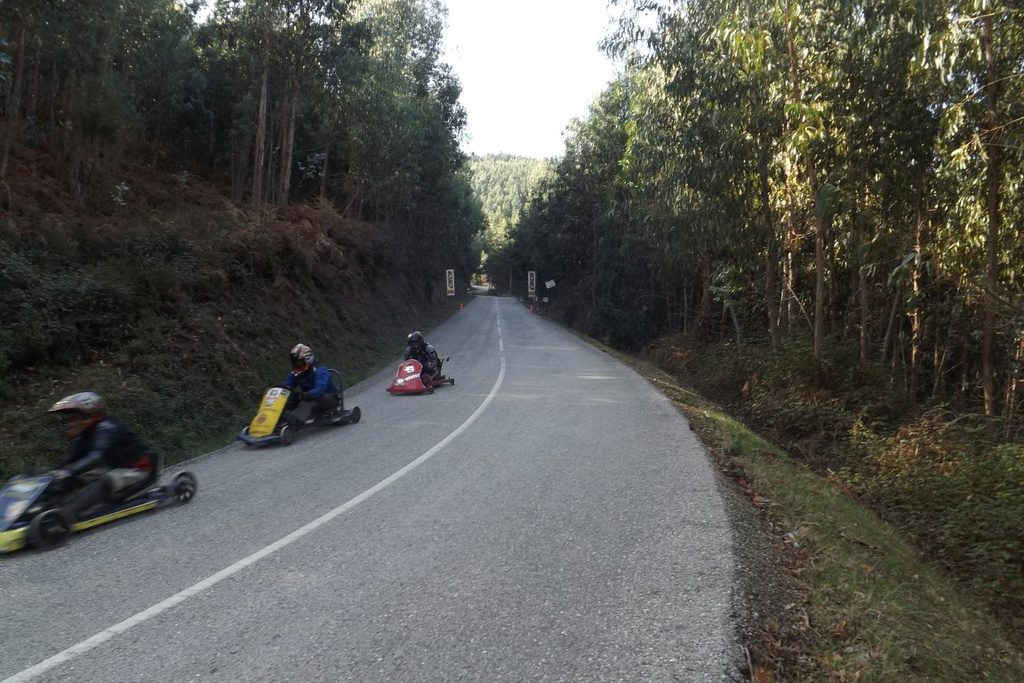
[351,406,361,424]
[280,424,294,446]
[172,472,198,504]
[27,508,74,550]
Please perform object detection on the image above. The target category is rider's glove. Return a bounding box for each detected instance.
[47,469,70,482]
[295,390,307,401]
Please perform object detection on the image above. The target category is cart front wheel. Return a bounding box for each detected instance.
[27,508,74,550]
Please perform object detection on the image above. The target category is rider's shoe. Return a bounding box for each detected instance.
[281,411,302,430]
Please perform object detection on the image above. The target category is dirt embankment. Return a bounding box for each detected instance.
[0,146,456,475]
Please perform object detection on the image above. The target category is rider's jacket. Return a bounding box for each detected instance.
[284,363,340,398]
[404,343,439,370]
[61,418,155,476]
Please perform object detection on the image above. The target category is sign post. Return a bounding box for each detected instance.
[527,270,536,298]
[446,269,455,297]
[539,279,555,314]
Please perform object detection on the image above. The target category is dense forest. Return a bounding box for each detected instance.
[0,0,485,468]
[487,0,1024,651]
[0,0,483,270]
[466,153,553,283]
[497,0,1024,419]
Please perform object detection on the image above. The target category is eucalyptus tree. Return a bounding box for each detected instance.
[202,0,271,203]
[932,0,1024,416]
[638,1,789,341]
[572,0,1024,421]
[834,1,947,390]
[0,0,28,180]
[761,0,848,361]
[1,0,201,189]
[270,0,347,205]
[709,11,789,346]
[202,0,349,207]
[506,78,648,345]
[345,0,451,220]
[468,154,554,271]
[297,11,373,201]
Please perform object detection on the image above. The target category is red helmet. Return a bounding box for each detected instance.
[48,391,106,440]
[290,343,315,374]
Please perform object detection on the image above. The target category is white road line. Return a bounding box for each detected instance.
[496,300,503,350]
[4,356,508,683]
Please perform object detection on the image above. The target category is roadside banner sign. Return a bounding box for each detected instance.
[446,269,455,297]
[545,279,555,289]
[528,271,536,297]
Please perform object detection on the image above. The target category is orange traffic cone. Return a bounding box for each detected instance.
[529,304,534,313]
[459,302,464,310]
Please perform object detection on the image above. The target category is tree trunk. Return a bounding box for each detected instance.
[319,135,331,199]
[765,253,781,348]
[699,252,712,340]
[881,284,900,366]
[251,22,271,210]
[932,319,946,398]
[910,197,924,398]
[1,0,29,181]
[853,176,870,367]
[760,162,781,348]
[1006,338,1023,435]
[810,158,825,360]
[277,70,299,206]
[982,10,1001,416]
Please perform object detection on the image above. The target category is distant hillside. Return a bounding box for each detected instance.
[467,154,554,258]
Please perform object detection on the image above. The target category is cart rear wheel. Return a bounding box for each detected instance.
[351,406,361,423]
[27,508,74,550]
[171,472,198,504]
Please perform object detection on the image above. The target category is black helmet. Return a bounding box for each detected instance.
[290,343,315,373]
[407,331,424,348]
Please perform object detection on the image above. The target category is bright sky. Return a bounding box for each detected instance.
[441,0,621,159]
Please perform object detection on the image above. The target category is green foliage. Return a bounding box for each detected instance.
[498,0,1024,423]
[0,245,133,376]
[656,332,1024,654]
[856,422,1024,633]
[465,154,553,291]
[0,193,458,478]
[1,0,482,280]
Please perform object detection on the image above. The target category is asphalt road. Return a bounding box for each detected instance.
[0,296,744,682]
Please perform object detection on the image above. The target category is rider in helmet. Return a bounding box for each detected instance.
[282,343,342,428]
[403,331,441,381]
[46,392,159,519]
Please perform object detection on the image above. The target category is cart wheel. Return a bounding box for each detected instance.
[171,472,198,504]
[27,508,74,550]
[280,424,294,446]
[351,406,361,424]
[450,378,455,386]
